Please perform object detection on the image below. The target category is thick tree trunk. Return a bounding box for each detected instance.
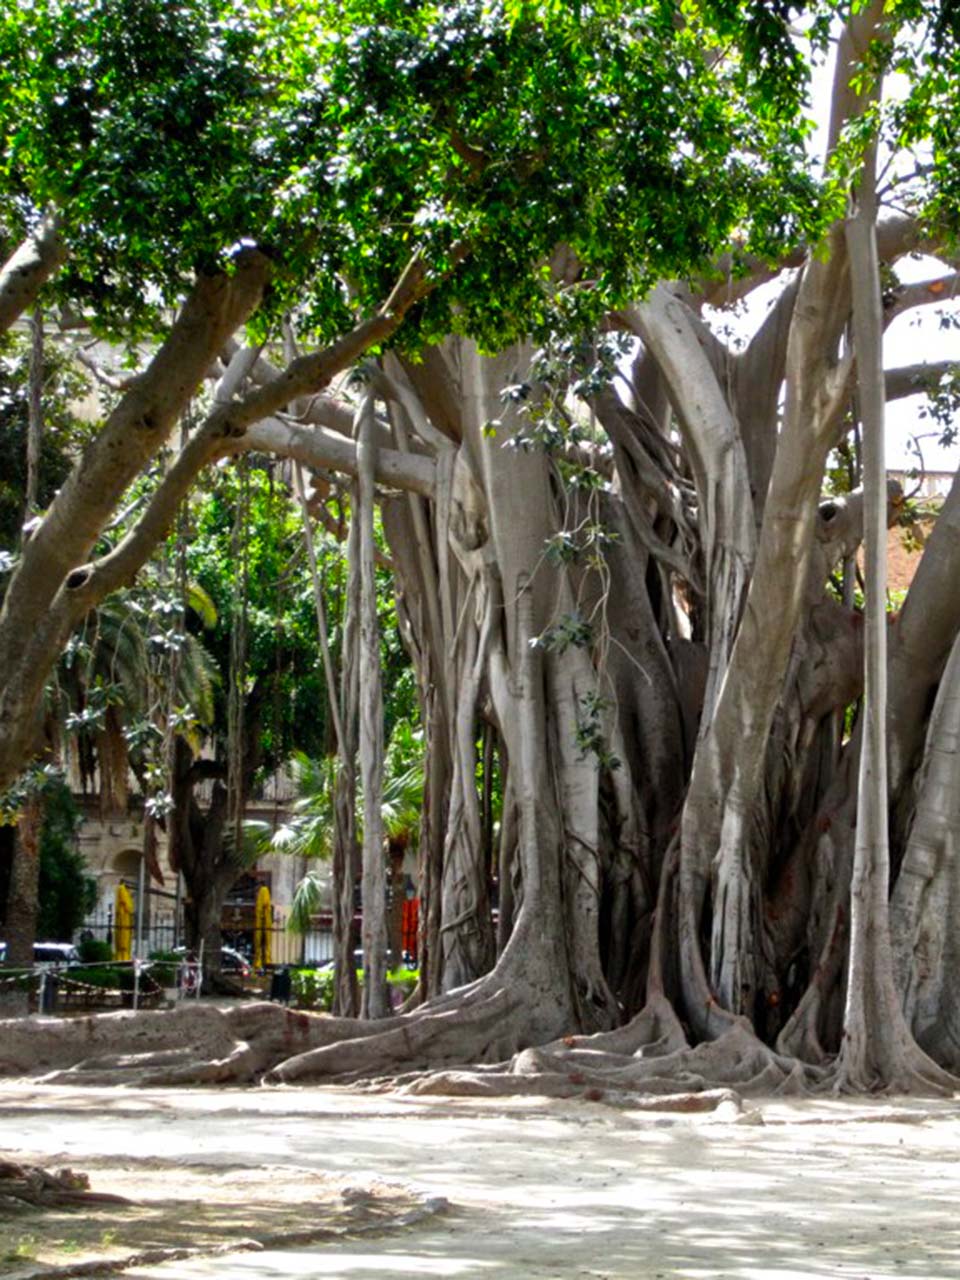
[891,631,960,1066]
[170,745,240,989]
[5,795,42,966]
[835,118,952,1093]
[0,253,271,793]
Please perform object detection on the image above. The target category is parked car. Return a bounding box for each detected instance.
[0,941,80,968]
[169,945,251,979]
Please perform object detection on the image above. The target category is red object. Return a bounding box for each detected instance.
[401,897,419,963]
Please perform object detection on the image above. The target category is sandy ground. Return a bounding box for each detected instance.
[0,1081,959,1279]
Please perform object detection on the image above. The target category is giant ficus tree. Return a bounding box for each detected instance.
[3,0,960,1097]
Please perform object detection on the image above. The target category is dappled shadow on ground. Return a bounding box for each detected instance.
[0,1161,430,1274]
[264,1103,960,1279]
[2,1087,959,1279]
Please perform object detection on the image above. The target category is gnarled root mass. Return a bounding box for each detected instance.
[0,989,851,1108]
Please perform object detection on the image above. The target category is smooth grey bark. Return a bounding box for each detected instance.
[25,307,43,521]
[836,146,910,1089]
[0,252,271,793]
[356,394,389,1020]
[891,631,960,1066]
[0,218,65,335]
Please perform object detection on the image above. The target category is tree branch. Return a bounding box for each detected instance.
[0,252,271,793]
[0,217,66,334]
[886,272,960,324]
[885,360,960,402]
[209,244,467,440]
[239,417,436,496]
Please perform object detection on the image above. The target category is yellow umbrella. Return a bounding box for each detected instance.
[114,882,134,962]
[254,884,272,969]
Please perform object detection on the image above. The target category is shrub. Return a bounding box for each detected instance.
[67,964,133,991]
[147,950,180,987]
[77,937,113,964]
[289,965,419,1011]
[290,967,335,1011]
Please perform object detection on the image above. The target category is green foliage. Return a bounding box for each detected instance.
[0,331,88,553]
[146,950,180,987]
[49,586,219,816]
[183,463,332,771]
[290,965,335,1010]
[575,691,620,772]
[66,963,137,991]
[532,610,594,655]
[290,962,418,1010]
[281,718,423,933]
[36,780,95,940]
[0,0,276,332]
[77,936,112,963]
[1,0,826,349]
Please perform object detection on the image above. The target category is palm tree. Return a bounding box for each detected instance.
[278,722,424,963]
[52,586,218,817]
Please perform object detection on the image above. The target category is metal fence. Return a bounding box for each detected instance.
[79,887,333,970]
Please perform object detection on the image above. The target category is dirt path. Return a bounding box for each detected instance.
[1,1082,958,1279]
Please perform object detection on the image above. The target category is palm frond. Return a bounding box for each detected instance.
[185,580,218,629]
[287,867,328,935]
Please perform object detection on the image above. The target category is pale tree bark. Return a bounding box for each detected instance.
[891,631,960,1066]
[5,795,42,967]
[834,126,952,1090]
[295,462,360,1016]
[0,252,271,793]
[0,218,65,335]
[333,498,362,1017]
[661,0,895,1038]
[25,306,43,522]
[356,393,389,1019]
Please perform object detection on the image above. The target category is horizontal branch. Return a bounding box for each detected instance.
[885,360,960,402]
[210,243,467,440]
[0,216,66,333]
[239,418,436,496]
[886,272,960,324]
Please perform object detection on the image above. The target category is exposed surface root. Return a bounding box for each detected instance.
[513,1020,826,1100]
[396,1071,746,1114]
[265,986,519,1083]
[0,1003,341,1087]
[2,991,949,1101]
[830,1037,960,1097]
[0,1160,134,1212]
[541,993,687,1060]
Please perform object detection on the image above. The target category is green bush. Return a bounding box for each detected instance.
[290,967,336,1011]
[77,937,113,964]
[66,964,133,991]
[147,950,180,987]
[289,965,419,1012]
